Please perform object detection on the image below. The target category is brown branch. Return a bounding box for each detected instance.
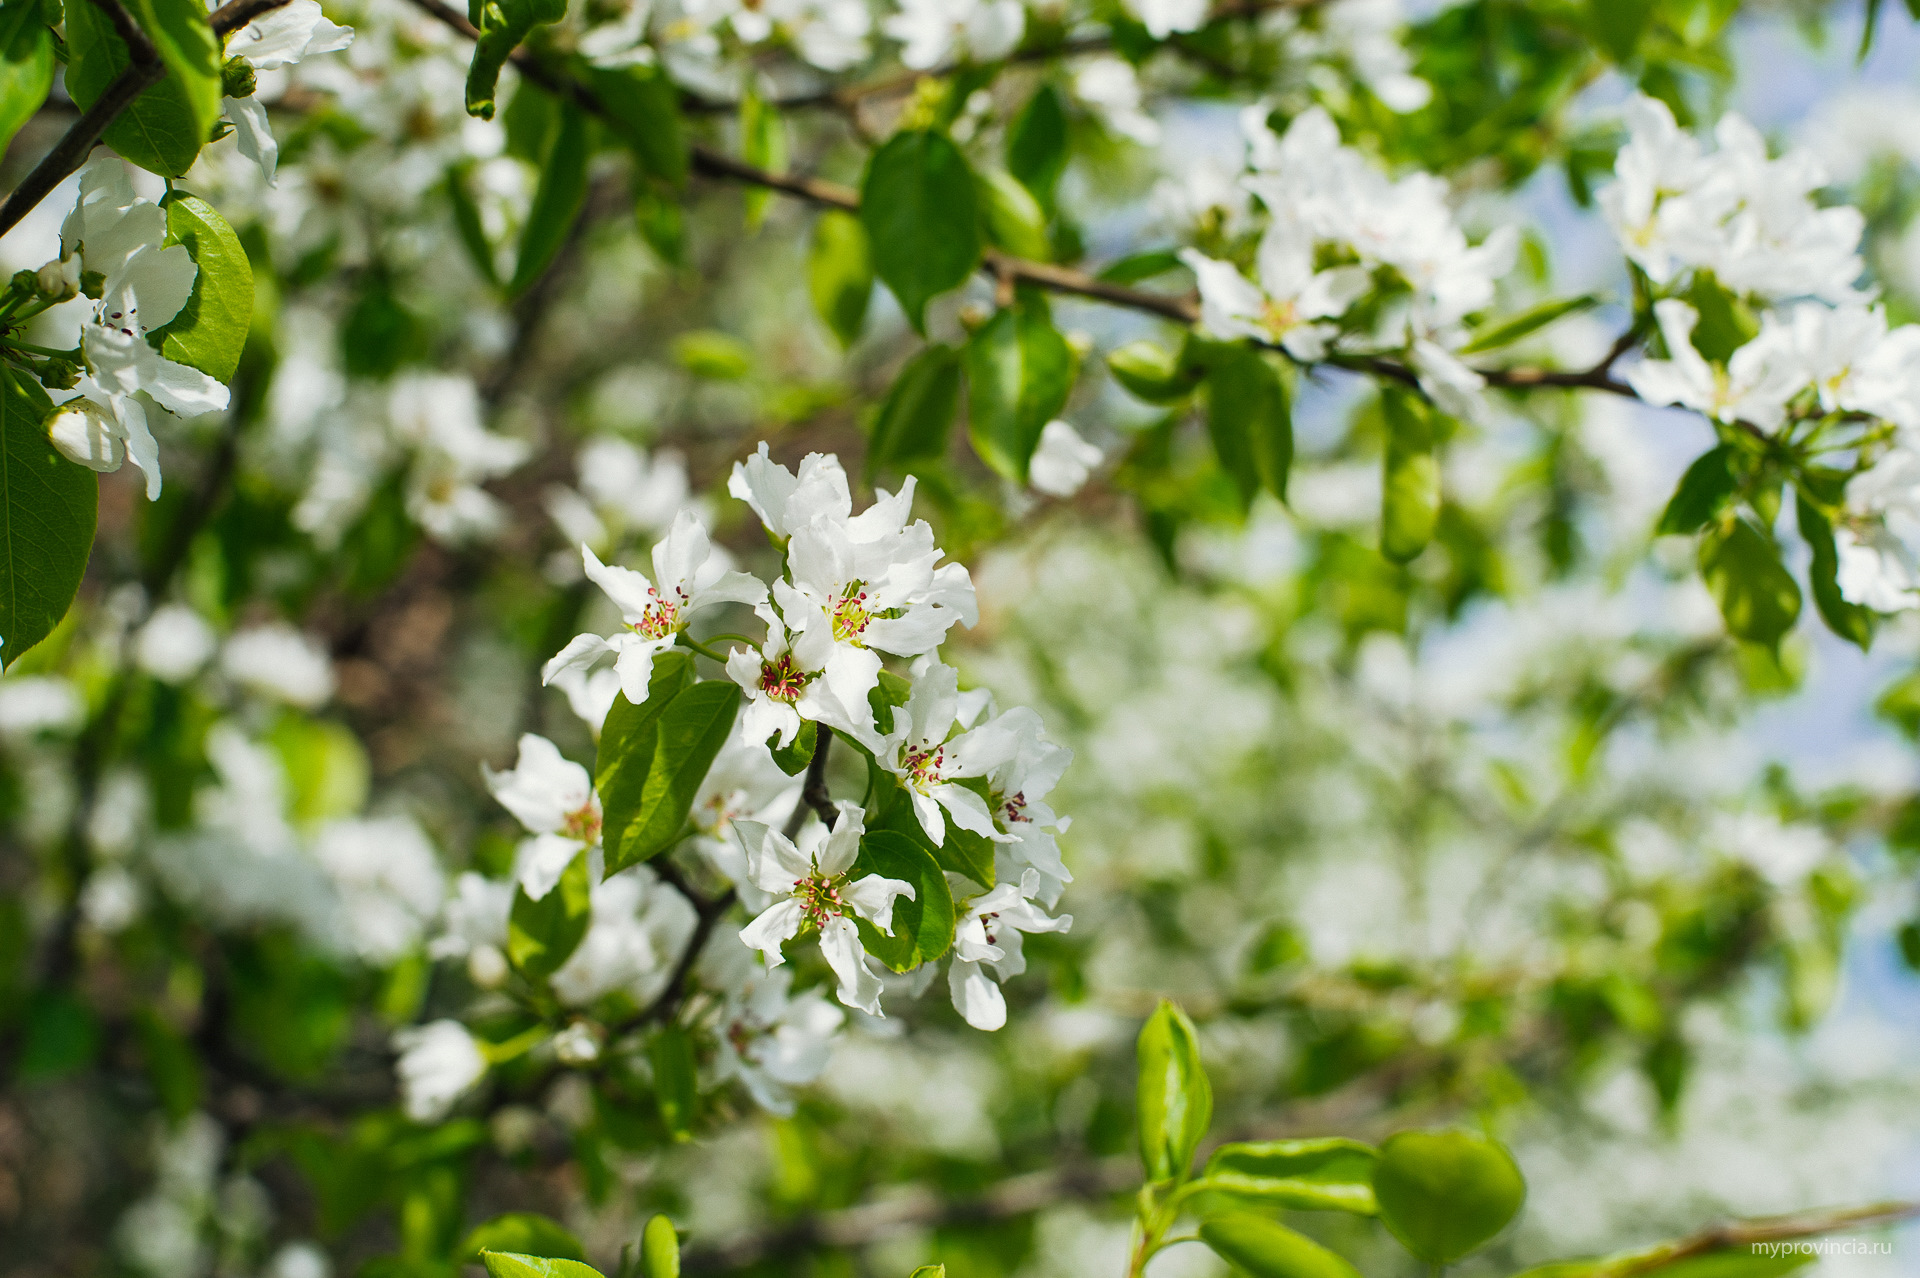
[209,0,297,35]
[1600,1202,1920,1278]
[796,726,837,832]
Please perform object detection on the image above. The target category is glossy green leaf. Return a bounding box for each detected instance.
[1459,295,1599,354]
[465,0,567,119]
[1656,446,1737,536]
[1097,249,1184,284]
[850,829,955,972]
[0,0,53,159]
[966,297,1076,482]
[1006,83,1067,212]
[862,129,980,333]
[740,88,787,229]
[0,371,95,669]
[650,1025,698,1139]
[1380,387,1440,562]
[583,60,687,187]
[872,786,994,890]
[66,0,224,176]
[150,194,252,383]
[1588,0,1654,62]
[767,718,817,777]
[908,1268,947,1278]
[479,1252,605,1278]
[809,210,874,348]
[596,651,696,859]
[1205,345,1291,505]
[1201,1138,1380,1213]
[447,163,502,287]
[1698,517,1801,648]
[1108,339,1201,405]
[640,1215,680,1278]
[869,343,961,476]
[462,1214,586,1262]
[1796,488,1875,649]
[507,850,592,979]
[510,101,591,296]
[617,679,741,870]
[977,166,1050,261]
[1199,1215,1364,1278]
[1373,1128,1526,1264]
[1137,998,1210,1182]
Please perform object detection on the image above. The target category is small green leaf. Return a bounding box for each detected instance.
[872,787,993,890]
[1372,1128,1526,1264]
[465,0,567,119]
[1137,998,1211,1182]
[740,87,787,230]
[862,129,981,333]
[1199,1215,1364,1278]
[447,163,502,287]
[1204,345,1291,506]
[1588,0,1654,62]
[151,193,252,383]
[1097,249,1184,284]
[810,211,874,348]
[640,1215,680,1278]
[977,166,1050,261]
[582,60,687,187]
[767,719,817,777]
[1698,516,1801,648]
[650,1026,698,1139]
[1656,446,1738,536]
[1511,1240,1814,1278]
[618,679,742,870]
[1201,1139,1380,1213]
[0,0,53,159]
[1380,387,1440,562]
[908,1268,948,1278]
[510,101,591,296]
[849,828,955,971]
[507,850,592,979]
[673,330,754,380]
[1107,339,1201,405]
[479,1252,605,1278]
[462,1215,586,1262]
[596,652,697,857]
[966,296,1076,482]
[1006,83,1067,212]
[1459,295,1599,354]
[1,370,95,669]
[869,343,961,476]
[66,0,223,175]
[1796,487,1875,650]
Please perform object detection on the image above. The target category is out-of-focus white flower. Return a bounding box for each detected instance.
[311,816,447,964]
[1710,811,1829,887]
[222,623,335,707]
[882,0,1023,70]
[1029,421,1103,498]
[947,869,1071,1029]
[543,510,767,702]
[550,866,697,1006]
[429,871,514,961]
[735,804,913,1015]
[0,675,83,734]
[1073,57,1158,146]
[1837,445,1920,611]
[392,1020,488,1122]
[1774,302,1920,431]
[548,663,623,734]
[690,728,803,904]
[1625,300,1803,433]
[551,1021,602,1065]
[1180,239,1367,360]
[1314,0,1430,112]
[136,604,217,682]
[81,865,144,933]
[702,940,844,1115]
[388,374,529,543]
[485,734,602,900]
[545,438,696,552]
[266,1241,332,1278]
[1124,0,1205,38]
[683,0,870,69]
[221,0,354,184]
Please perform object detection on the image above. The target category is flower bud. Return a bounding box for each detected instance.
[45,399,123,472]
[34,257,79,302]
[467,942,509,989]
[39,358,81,391]
[221,55,257,99]
[552,1021,602,1066]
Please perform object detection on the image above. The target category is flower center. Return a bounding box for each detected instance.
[635,585,687,640]
[792,872,846,929]
[99,306,142,338]
[902,742,946,793]
[759,652,808,702]
[562,803,601,844]
[831,583,871,645]
[981,911,1000,947]
[1260,297,1299,338]
[1002,790,1028,824]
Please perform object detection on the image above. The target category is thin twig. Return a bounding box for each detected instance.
[797,725,837,831]
[1601,1202,1920,1278]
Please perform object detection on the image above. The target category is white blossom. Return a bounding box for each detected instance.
[1124,0,1205,38]
[310,816,447,964]
[485,733,602,900]
[135,605,217,683]
[551,866,697,1006]
[221,624,335,707]
[1073,57,1159,146]
[701,939,844,1115]
[878,661,1017,847]
[392,1020,488,1122]
[221,0,355,184]
[1624,299,1803,433]
[881,0,1023,70]
[1028,420,1103,499]
[947,869,1071,1030]
[388,374,529,543]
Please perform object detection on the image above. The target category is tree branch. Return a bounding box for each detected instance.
[795,725,837,832]
[1603,1202,1920,1278]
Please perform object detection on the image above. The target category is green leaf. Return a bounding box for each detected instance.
[1199,1215,1364,1278]
[869,343,961,476]
[66,0,224,176]
[507,849,592,979]
[582,61,687,187]
[673,330,753,380]
[1459,295,1599,354]
[635,185,687,266]
[1200,1139,1380,1213]
[1006,83,1067,213]
[650,1026,698,1138]
[862,129,980,333]
[872,786,993,890]
[1698,517,1801,648]
[810,211,874,348]
[0,371,95,669]
[462,1215,586,1262]
[479,1253,605,1278]
[1683,274,1757,364]
[465,0,567,119]
[1588,0,1654,62]
[1380,387,1440,562]
[148,193,252,383]
[596,651,696,857]
[1796,487,1875,649]
[1656,446,1737,536]
[849,828,955,972]
[1097,249,1184,285]
[977,166,1050,262]
[447,163,502,287]
[617,679,741,870]
[1205,345,1291,506]
[1107,339,1202,405]
[134,1010,202,1121]
[966,296,1076,482]
[1137,998,1211,1182]
[1372,1128,1526,1264]
[0,0,53,160]
[1511,1241,1814,1278]
[909,1269,947,1278]
[510,101,591,296]
[639,1215,680,1278]
[767,718,817,777]
[740,87,787,230]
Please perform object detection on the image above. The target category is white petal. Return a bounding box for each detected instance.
[948,958,1007,1030]
[226,95,280,186]
[842,873,914,933]
[819,917,885,1014]
[739,898,805,965]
